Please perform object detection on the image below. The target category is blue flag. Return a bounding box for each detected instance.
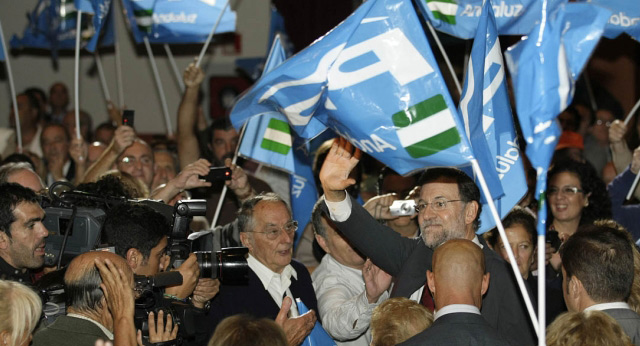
[10,0,105,58]
[121,0,236,44]
[232,0,474,175]
[297,299,336,346]
[235,35,318,247]
[505,2,610,234]
[75,0,113,52]
[416,0,566,39]
[458,0,526,234]
[580,0,640,42]
[0,38,5,61]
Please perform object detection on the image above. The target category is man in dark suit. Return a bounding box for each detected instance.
[401,239,511,345]
[560,223,640,345]
[319,138,535,345]
[205,193,317,346]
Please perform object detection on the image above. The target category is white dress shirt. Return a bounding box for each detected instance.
[247,254,300,316]
[434,304,481,320]
[585,302,632,312]
[312,254,388,346]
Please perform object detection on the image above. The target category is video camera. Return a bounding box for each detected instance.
[166,200,249,284]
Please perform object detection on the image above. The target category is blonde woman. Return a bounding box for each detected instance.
[0,280,42,346]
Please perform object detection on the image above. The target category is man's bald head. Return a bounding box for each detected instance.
[427,239,489,309]
[64,252,131,313]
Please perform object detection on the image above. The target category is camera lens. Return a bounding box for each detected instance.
[194,251,215,279]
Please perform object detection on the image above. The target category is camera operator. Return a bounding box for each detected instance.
[0,183,48,284]
[101,202,219,344]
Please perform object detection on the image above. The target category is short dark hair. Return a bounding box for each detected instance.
[64,265,104,312]
[102,202,168,259]
[417,167,482,231]
[311,198,329,238]
[560,224,634,303]
[0,183,39,238]
[487,207,536,248]
[16,92,41,121]
[237,193,290,233]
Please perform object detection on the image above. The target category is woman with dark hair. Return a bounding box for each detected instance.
[546,159,611,241]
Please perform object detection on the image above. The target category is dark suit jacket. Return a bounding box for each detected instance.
[603,308,640,346]
[32,315,110,346]
[204,259,317,340]
[323,196,536,345]
[400,312,513,346]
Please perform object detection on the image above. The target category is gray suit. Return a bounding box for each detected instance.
[322,196,536,345]
[604,308,640,346]
[32,315,110,346]
[400,312,513,346]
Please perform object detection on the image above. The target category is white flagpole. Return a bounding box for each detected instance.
[426,21,462,97]
[622,98,640,200]
[94,53,112,102]
[195,0,231,68]
[164,44,185,92]
[114,8,125,108]
[74,11,83,140]
[143,36,174,137]
[0,19,22,152]
[470,159,540,336]
[210,123,247,228]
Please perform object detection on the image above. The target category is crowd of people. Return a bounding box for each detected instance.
[0,59,639,346]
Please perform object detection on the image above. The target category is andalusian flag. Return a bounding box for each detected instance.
[393,94,461,158]
[261,118,292,155]
[425,0,458,24]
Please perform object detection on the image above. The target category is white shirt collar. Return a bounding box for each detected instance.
[585,302,631,312]
[67,313,114,340]
[434,304,481,320]
[247,254,298,290]
[472,235,484,249]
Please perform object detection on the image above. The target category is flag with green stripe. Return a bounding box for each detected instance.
[261,118,292,155]
[392,94,461,158]
[425,0,458,25]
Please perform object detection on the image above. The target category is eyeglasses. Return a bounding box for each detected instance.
[547,186,584,196]
[120,156,153,167]
[595,119,612,127]
[248,220,298,240]
[414,198,462,213]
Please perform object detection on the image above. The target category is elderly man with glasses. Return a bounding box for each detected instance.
[319,139,536,345]
[204,193,318,346]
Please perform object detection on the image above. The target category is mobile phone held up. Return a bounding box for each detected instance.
[122,110,134,128]
[200,167,232,182]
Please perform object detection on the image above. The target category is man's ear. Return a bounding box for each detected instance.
[0,330,10,345]
[315,234,330,254]
[126,248,141,270]
[481,272,490,296]
[464,201,479,226]
[0,231,10,250]
[426,270,436,298]
[240,232,253,251]
[570,276,583,298]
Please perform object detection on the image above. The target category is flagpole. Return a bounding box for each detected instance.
[195,0,231,68]
[95,53,112,102]
[74,11,83,140]
[623,96,640,127]
[164,44,185,92]
[583,72,598,112]
[0,19,22,152]
[210,123,247,228]
[535,176,548,346]
[470,159,540,336]
[426,21,462,97]
[143,36,174,137]
[114,4,125,108]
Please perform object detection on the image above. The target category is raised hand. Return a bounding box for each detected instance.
[183,61,205,89]
[362,259,392,304]
[363,193,399,220]
[319,138,362,202]
[224,158,255,201]
[146,310,178,343]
